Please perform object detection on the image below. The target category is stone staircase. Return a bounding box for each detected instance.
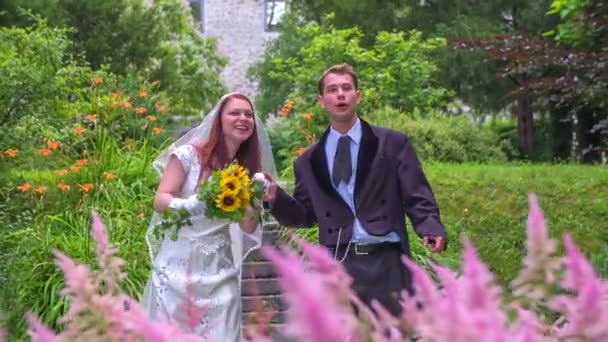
[241,220,290,341]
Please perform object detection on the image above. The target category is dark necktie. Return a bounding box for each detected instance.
[332,135,352,186]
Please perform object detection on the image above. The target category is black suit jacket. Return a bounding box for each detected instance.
[271,118,447,256]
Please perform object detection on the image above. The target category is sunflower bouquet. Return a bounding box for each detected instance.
[199,162,265,221]
[154,163,265,241]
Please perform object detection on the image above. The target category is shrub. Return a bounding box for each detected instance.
[366,107,507,162]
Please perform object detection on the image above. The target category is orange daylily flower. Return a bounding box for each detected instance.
[136,212,145,220]
[295,147,306,156]
[73,126,87,135]
[154,103,167,111]
[152,127,162,135]
[4,149,17,158]
[85,114,98,122]
[303,112,313,121]
[79,183,94,193]
[34,186,47,195]
[139,90,148,97]
[47,140,61,150]
[75,159,89,167]
[55,169,68,176]
[135,107,147,115]
[147,115,157,122]
[123,101,132,109]
[16,183,32,192]
[103,171,116,180]
[37,149,52,156]
[109,92,120,98]
[91,76,103,85]
[69,165,81,173]
[57,183,71,192]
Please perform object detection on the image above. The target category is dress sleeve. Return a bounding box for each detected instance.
[171,144,198,172]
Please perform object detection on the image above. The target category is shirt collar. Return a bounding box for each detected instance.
[329,118,361,146]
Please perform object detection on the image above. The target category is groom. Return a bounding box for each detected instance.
[262,63,447,315]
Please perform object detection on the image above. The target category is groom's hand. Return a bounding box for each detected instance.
[423,235,446,253]
[261,173,278,205]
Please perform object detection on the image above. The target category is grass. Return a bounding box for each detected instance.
[281,162,608,285]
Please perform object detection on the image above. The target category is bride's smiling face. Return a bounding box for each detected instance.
[220,97,255,145]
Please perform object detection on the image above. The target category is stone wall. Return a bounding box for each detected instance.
[201,0,279,99]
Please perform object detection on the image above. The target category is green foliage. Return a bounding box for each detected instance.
[0,19,88,128]
[0,0,227,116]
[546,0,592,47]
[284,162,608,286]
[366,107,507,163]
[0,74,172,339]
[249,13,450,118]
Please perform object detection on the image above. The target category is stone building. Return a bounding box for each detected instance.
[187,0,286,98]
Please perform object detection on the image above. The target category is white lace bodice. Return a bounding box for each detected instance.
[172,144,201,198]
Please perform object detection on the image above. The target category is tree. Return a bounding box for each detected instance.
[453,0,607,161]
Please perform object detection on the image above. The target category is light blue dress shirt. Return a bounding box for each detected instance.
[325,119,400,244]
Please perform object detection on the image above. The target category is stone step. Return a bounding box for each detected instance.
[241,294,287,313]
[242,323,294,342]
[262,228,282,245]
[241,261,278,279]
[243,309,286,324]
[242,277,281,296]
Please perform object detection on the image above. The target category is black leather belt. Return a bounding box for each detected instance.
[330,241,401,256]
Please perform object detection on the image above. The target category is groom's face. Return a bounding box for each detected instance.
[318,73,361,123]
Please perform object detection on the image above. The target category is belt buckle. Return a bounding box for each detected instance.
[354,243,369,255]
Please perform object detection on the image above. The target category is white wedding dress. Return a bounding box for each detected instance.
[142,144,252,341]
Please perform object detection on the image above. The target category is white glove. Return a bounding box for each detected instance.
[253,172,271,195]
[168,194,206,216]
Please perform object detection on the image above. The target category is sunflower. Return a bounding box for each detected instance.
[222,164,246,179]
[215,191,241,212]
[239,186,252,205]
[220,175,242,193]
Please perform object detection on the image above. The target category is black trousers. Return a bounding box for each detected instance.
[329,242,412,316]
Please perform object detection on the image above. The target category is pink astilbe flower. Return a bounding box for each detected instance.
[91,212,125,294]
[262,241,358,341]
[26,311,57,342]
[509,307,544,342]
[402,241,509,342]
[174,261,208,334]
[26,212,201,342]
[511,193,561,302]
[548,234,608,341]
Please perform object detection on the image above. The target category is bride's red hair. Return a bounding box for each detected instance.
[194,94,262,182]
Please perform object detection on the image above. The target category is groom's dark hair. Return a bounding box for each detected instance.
[318,63,358,95]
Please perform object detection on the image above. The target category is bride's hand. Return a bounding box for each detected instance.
[239,205,258,234]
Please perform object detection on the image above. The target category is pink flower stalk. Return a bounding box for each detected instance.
[175,263,208,334]
[91,212,126,294]
[27,212,202,342]
[26,312,57,342]
[548,234,608,341]
[262,242,358,341]
[402,241,509,342]
[511,194,560,302]
[509,307,544,342]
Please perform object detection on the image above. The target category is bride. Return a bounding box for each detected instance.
[141,92,277,340]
